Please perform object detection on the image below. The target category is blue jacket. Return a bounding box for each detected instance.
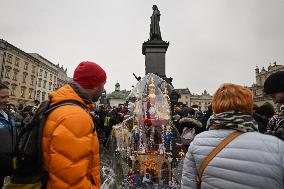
[181,129,284,189]
[0,110,16,176]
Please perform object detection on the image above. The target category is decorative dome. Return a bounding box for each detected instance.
[108,90,126,100]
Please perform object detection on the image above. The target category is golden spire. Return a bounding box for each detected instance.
[149,77,155,89]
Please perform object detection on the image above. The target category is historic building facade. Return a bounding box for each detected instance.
[190,90,212,112]
[175,88,191,107]
[248,62,284,107]
[29,53,60,102]
[0,39,67,107]
[0,39,39,106]
[57,65,68,89]
[175,88,212,112]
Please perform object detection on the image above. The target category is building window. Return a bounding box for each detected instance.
[44,71,47,78]
[32,65,36,73]
[5,67,11,78]
[21,87,26,98]
[185,96,188,99]
[49,82,52,90]
[50,74,53,81]
[24,62,29,70]
[22,72,28,83]
[13,69,18,81]
[7,54,12,63]
[36,90,41,100]
[15,57,20,66]
[38,78,42,87]
[28,89,33,99]
[54,75,56,81]
[31,75,35,86]
[39,69,43,76]
[11,84,16,96]
[43,80,47,89]
[42,92,46,101]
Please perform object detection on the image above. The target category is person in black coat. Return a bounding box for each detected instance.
[253,103,274,133]
[0,83,17,187]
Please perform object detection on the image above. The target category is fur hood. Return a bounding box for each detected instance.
[179,116,202,128]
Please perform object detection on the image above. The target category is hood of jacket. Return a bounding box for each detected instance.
[48,81,93,110]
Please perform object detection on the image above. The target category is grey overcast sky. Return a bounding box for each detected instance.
[1,0,284,95]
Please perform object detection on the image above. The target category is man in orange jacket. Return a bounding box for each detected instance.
[42,61,106,188]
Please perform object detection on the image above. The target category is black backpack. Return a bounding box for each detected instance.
[6,100,85,189]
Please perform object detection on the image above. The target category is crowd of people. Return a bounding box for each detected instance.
[0,60,283,188]
[91,104,128,147]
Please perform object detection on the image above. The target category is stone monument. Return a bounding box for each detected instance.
[142,5,169,78]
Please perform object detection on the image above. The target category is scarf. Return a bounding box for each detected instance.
[69,81,93,105]
[207,110,258,132]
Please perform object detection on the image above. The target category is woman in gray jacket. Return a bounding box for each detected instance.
[181,83,284,189]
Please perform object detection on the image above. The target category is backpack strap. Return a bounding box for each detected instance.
[37,100,87,172]
[196,130,242,188]
[37,100,87,148]
[45,100,87,114]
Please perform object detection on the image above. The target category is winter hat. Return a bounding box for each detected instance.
[264,71,284,94]
[73,61,106,89]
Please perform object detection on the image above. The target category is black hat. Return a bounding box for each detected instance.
[264,71,284,94]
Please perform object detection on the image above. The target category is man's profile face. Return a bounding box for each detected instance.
[91,82,106,102]
[271,92,284,104]
[0,89,9,110]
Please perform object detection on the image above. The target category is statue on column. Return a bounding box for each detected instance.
[150,5,162,40]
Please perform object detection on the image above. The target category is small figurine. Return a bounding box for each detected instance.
[132,125,140,151]
[146,77,158,119]
[159,145,165,154]
[160,84,171,120]
[179,149,186,158]
[164,125,173,152]
[133,89,141,115]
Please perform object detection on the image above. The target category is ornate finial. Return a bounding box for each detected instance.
[162,82,168,95]
[147,77,156,104]
[164,86,168,95]
[149,77,155,89]
[133,88,141,115]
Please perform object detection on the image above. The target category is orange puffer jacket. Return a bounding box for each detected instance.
[42,84,100,189]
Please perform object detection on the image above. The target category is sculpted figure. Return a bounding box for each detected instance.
[150,5,162,40]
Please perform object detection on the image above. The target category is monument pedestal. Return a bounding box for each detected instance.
[142,39,169,77]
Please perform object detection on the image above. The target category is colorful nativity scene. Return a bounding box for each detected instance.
[102,73,186,189]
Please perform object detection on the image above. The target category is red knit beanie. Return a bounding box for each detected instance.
[73,61,107,89]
